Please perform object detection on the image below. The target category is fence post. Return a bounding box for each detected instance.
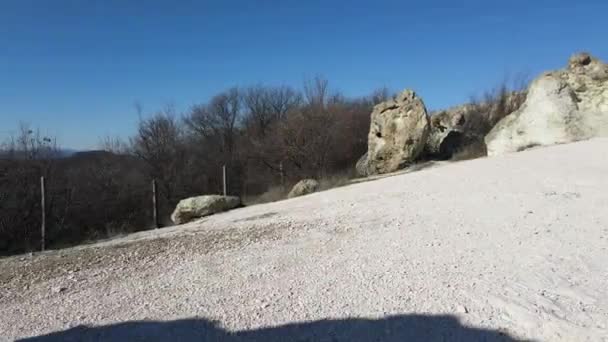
[222,165,227,196]
[279,161,284,189]
[152,179,159,229]
[40,176,46,251]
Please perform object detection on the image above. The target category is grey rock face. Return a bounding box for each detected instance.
[426,106,468,159]
[171,195,241,224]
[366,90,430,174]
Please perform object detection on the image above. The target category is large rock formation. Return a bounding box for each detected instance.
[171,195,241,224]
[486,53,608,156]
[361,90,430,175]
[426,105,469,159]
[287,179,319,198]
[426,91,526,160]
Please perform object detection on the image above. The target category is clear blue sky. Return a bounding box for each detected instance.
[1,0,607,149]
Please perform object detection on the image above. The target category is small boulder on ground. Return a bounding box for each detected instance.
[355,152,369,177]
[171,195,241,224]
[287,179,319,198]
[486,52,608,156]
[364,89,430,175]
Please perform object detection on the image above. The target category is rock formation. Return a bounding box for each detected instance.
[361,90,430,175]
[486,52,608,156]
[287,179,319,198]
[171,195,241,224]
[355,152,370,177]
[426,105,469,159]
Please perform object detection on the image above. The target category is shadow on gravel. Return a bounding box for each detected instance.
[19,314,532,342]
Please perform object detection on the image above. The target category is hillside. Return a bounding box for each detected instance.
[1,139,607,341]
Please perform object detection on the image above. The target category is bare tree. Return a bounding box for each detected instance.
[3,122,59,160]
[268,86,302,121]
[277,106,336,178]
[131,107,187,207]
[98,135,129,154]
[242,85,301,136]
[303,76,330,109]
[370,86,393,105]
[0,122,60,253]
[186,87,242,161]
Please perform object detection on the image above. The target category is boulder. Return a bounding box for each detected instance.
[355,152,369,177]
[287,179,319,198]
[486,52,608,156]
[426,105,469,159]
[366,90,430,174]
[171,195,241,224]
[426,90,526,159]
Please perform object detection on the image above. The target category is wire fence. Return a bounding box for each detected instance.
[36,176,164,252]
[0,163,233,256]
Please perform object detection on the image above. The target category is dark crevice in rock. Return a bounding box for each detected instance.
[436,131,464,160]
[380,105,399,114]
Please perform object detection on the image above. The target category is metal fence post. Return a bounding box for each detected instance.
[40,176,46,251]
[279,161,284,189]
[222,165,227,196]
[152,179,159,228]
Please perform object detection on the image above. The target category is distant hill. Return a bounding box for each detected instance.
[0,148,80,160]
[56,148,79,158]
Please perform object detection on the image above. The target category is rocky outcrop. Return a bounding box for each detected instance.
[426,105,469,159]
[171,195,241,224]
[426,90,526,159]
[486,53,608,156]
[364,90,430,175]
[287,179,319,198]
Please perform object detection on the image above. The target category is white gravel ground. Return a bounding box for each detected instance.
[1,139,607,341]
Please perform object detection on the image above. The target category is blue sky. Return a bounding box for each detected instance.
[1,0,607,149]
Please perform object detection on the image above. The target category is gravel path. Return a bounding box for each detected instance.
[1,139,607,341]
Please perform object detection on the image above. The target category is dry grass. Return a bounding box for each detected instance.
[318,172,352,191]
[450,141,488,161]
[242,185,287,206]
[464,87,527,138]
[242,171,354,206]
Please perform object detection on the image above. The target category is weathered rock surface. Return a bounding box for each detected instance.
[426,105,469,159]
[171,195,241,224]
[486,52,608,156]
[426,91,526,159]
[365,90,430,174]
[355,152,369,177]
[287,179,319,198]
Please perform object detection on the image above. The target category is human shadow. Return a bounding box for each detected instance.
[19,314,533,342]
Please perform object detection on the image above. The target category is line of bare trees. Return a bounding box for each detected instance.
[1,78,391,255]
[120,78,390,210]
